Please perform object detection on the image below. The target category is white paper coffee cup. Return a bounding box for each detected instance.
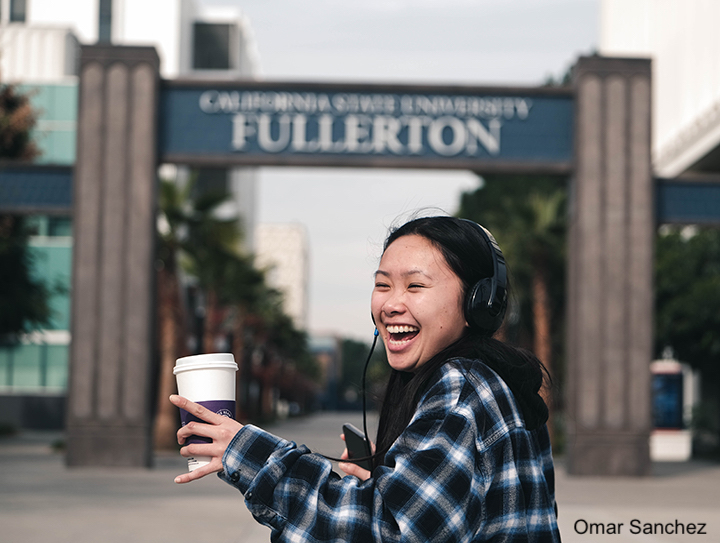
[174,353,238,471]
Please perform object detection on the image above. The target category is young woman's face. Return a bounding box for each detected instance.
[371,234,467,373]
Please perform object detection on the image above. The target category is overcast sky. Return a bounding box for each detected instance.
[202,0,599,341]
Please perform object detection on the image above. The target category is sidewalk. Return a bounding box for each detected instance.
[555,458,719,542]
[2,413,719,543]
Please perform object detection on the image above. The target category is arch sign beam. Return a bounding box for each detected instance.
[159,80,574,174]
[67,45,654,477]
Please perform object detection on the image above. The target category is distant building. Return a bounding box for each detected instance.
[254,223,310,330]
[600,0,720,178]
[309,334,342,410]
[0,0,260,427]
[1,0,260,80]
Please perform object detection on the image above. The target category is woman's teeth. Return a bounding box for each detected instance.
[386,325,419,334]
[386,325,420,344]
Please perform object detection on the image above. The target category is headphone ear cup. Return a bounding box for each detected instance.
[465,278,490,328]
[459,219,508,336]
[465,278,505,335]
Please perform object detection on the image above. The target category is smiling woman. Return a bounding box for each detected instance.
[170,214,560,542]
[371,234,467,372]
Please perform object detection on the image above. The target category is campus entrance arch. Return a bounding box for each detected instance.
[65,45,655,476]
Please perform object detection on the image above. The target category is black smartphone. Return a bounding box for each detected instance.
[342,423,372,471]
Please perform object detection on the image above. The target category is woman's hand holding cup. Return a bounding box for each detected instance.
[170,394,243,484]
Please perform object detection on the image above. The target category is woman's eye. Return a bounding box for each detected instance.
[408,283,425,290]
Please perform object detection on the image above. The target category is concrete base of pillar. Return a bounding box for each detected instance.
[567,431,651,476]
[66,423,153,467]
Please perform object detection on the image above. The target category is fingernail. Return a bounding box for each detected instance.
[174,477,181,483]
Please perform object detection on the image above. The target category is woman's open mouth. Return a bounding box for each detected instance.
[386,325,419,345]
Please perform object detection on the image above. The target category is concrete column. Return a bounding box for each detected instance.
[566,56,654,476]
[66,45,160,467]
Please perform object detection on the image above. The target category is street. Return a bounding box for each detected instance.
[2,411,719,543]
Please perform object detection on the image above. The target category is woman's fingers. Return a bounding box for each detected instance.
[170,395,225,425]
[174,458,223,484]
[179,441,224,459]
[176,421,217,447]
[175,418,242,451]
[339,461,372,481]
[177,420,218,440]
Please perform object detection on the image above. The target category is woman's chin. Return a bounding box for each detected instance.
[387,352,420,373]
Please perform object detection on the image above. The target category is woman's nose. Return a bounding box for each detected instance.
[382,292,406,316]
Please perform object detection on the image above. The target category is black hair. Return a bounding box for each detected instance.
[372,216,549,469]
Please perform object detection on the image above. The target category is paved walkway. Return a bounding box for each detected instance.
[2,412,719,542]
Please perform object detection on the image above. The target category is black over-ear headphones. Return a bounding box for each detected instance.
[461,220,508,336]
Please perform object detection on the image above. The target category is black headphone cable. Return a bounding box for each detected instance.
[361,328,380,453]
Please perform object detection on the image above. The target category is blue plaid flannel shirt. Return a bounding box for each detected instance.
[219,358,561,542]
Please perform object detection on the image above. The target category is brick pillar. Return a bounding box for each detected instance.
[566,56,654,476]
[66,45,160,467]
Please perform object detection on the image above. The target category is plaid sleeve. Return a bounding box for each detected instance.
[218,362,559,543]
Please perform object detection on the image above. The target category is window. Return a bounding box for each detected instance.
[25,216,72,237]
[10,0,27,22]
[98,0,112,42]
[48,216,72,237]
[193,23,232,70]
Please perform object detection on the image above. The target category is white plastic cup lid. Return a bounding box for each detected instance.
[173,353,238,374]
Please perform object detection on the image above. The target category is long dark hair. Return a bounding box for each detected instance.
[372,216,549,469]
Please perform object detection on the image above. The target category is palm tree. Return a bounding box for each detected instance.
[153,172,321,432]
[153,177,245,449]
[458,174,567,437]
[181,189,243,354]
[223,255,266,418]
[245,287,320,419]
[153,179,192,450]
[524,191,565,405]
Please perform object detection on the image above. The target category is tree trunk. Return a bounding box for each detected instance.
[153,265,185,451]
[232,304,247,420]
[532,260,554,439]
[203,289,221,354]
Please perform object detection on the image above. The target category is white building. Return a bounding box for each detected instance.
[254,223,310,330]
[600,0,720,178]
[0,0,261,80]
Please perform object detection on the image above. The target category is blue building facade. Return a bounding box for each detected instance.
[0,83,76,428]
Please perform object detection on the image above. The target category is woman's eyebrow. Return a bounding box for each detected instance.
[374,269,430,278]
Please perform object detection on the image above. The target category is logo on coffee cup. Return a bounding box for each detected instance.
[216,408,234,418]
